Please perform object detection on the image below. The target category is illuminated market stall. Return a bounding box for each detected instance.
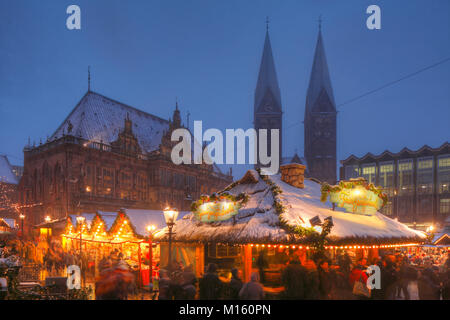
[61,209,188,286]
[154,164,426,284]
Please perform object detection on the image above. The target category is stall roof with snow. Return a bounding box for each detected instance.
[65,209,190,239]
[155,169,425,245]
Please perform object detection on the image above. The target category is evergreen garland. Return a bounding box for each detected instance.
[320,177,388,207]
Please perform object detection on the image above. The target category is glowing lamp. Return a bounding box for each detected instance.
[163,207,179,226]
[146,225,156,233]
[45,216,51,223]
[19,214,25,219]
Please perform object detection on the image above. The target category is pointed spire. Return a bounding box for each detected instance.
[305,23,336,113]
[88,66,91,92]
[254,20,281,112]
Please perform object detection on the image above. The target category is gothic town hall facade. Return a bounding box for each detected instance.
[19,91,232,225]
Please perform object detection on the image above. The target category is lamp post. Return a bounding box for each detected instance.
[76,215,86,286]
[163,207,178,271]
[19,214,25,238]
[44,216,51,242]
[146,225,156,289]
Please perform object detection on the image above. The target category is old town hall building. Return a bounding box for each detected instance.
[254,24,337,183]
[19,91,232,225]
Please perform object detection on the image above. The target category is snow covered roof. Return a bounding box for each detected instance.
[67,209,189,238]
[50,91,169,153]
[155,170,425,245]
[0,155,19,185]
[0,218,16,229]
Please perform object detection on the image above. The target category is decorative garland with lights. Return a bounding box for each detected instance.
[320,177,388,207]
[255,168,319,239]
[190,192,249,213]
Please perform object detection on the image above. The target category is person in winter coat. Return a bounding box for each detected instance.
[418,267,441,300]
[239,272,265,300]
[256,250,268,284]
[199,263,223,300]
[281,259,308,299]
[441,269,450,300]
[382,258,398,300]
[318,260,333,299]
[349,258,368,288]
[158,269,172,300]
[228,268,243,299]
[181,265,198,300]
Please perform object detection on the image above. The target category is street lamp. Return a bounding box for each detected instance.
[76,215,86,286]
[45,215,51,223]
[146,225,157,289]
[19,214,25,238]
[163,207,178,270]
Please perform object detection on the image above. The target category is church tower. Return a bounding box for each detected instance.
[254,21,282,171]
[304,24,337,183]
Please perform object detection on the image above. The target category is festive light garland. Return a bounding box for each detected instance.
[321,177,388,215]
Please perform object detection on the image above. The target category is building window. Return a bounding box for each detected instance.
[417,196,433,216]
[398,159,413,195]
[345,165,359,179]
[398,197,413,217]
[438,155,450,194]
[361,163,376,184]
[440,198,450,215]
[379,161,394,196]
[417,157,433,194]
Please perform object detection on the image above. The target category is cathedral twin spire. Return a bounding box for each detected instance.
[254,19,336,182]
[254,25,282,113]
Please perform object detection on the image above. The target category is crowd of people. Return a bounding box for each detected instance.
[153,249,450,300]
[2,236,450,300]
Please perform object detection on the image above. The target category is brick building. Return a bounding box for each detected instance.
[19,91,232,225]
[340,142,450,225]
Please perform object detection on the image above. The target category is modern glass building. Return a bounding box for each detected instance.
[340,142,450,225]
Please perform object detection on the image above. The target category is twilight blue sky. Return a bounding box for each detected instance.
[0,0,449,179]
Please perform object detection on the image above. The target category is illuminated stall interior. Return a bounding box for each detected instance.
[61,209,188,285]
[155,164,426,285]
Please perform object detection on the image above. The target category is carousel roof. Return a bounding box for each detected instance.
[154,170,426,245]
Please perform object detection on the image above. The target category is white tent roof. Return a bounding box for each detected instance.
[155,170,425,244]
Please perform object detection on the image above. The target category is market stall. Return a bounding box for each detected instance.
[61,209,188,286]
[154,164,426,285]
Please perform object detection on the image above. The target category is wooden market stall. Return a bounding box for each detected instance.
[61,209,189,286]
[154,164,426,286]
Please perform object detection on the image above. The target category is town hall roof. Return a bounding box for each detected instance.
[50,91,169,153]
[0,155,19,185]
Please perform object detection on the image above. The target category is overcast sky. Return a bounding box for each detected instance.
[0,0,449,179]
